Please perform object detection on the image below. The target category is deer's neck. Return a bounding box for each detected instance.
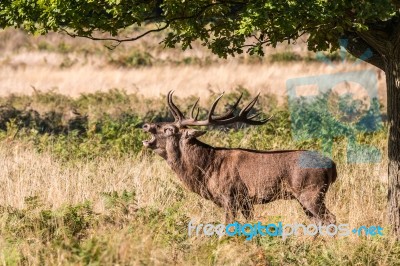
[166,139,216,195]
[167,139,214,171]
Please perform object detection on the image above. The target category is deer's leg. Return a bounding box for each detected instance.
[223,197,239,224]
[298,203,316,221]
[241,199,254,221]
[224,206,238,224]
[297,188,336,226]
[317,202,336,225]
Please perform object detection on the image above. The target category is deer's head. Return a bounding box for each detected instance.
[142,91,272,158]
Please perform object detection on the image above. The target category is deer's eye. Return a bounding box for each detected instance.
[164,126,177,136]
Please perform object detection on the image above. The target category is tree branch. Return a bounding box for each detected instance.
[60,23,169,49]
[343,31,385,70]
[59,1,242,48]
[357,30,390,55]
[240,24,310,53]
[344,14,400,70]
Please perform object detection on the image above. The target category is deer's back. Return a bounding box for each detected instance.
[215,148,336,200]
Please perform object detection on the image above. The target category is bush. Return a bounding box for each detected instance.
[109,51,153,68]
[270,51,302,62]
[0,88,386,162]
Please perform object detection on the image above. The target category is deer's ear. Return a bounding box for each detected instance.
[184,129,206,138]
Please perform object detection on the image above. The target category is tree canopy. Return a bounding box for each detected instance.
[1,1,399,69]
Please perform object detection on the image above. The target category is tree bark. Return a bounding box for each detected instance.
[385,51,400,240]
[346,21,400,238]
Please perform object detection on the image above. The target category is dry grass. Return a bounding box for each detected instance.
[0,62,386,103]
[0,29,387,107]
[0,29,398,265]
[0,134,396,265]
[0,139,388,229]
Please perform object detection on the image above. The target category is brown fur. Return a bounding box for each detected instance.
[143,122,337,224]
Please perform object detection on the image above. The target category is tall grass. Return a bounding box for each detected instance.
[0,90,398,265]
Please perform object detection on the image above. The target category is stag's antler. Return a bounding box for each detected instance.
[167,90,272,127]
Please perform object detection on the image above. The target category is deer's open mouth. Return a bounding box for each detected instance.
[142,135,156,147]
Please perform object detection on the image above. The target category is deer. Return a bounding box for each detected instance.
[142,91,337,225]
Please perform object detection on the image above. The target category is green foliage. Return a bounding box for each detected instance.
[28,114,146,160]
[316,50,357,62]
[0,198,96,248]
[101,190,137,215]
[57,42,73,54]
[37,40,51,51]
[0,1,397,58]
[270,51,301,62]
[59,56,77,68]
[289,91,383,158]
[109,50,153,68]
[0,88,387,162]
[1,197,398,265]
[0,192,193,264]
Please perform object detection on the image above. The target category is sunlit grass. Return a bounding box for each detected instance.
[0,90,398,265]
[0,28,397,265]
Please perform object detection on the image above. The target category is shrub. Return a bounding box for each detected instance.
[270,51,302,62]
[109,51,153,68]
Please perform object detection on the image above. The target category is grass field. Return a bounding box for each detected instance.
[0,29,387,104]
[0,29,399,265]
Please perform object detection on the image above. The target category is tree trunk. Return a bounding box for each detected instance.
[385,52,400,239]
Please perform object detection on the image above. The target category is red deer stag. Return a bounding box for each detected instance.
[142,91,337,224]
